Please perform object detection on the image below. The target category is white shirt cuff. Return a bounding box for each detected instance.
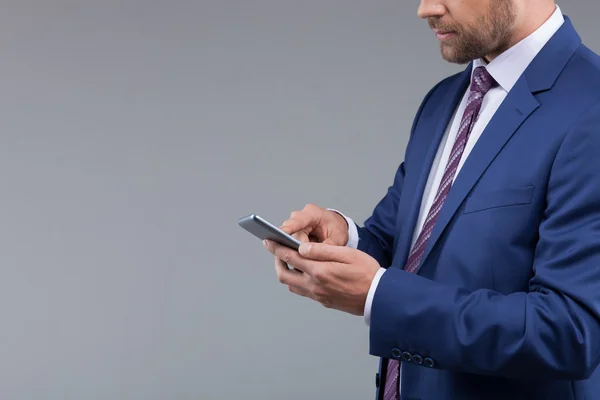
[326,209,359,249]
[364,267,385,326]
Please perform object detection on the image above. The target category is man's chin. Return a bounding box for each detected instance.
[440,46,474,65]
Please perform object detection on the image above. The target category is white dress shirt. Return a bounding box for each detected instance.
[334,5,565,326]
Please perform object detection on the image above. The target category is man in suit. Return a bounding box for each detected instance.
[262,0,600,398]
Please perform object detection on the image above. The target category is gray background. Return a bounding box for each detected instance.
[0,1,597,399]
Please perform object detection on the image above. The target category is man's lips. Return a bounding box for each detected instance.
[433,29,457,40]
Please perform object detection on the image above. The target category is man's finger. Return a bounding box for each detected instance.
[264,240,315,274]
[298,242,354,263]
[280,220,306,235]
[274,258,306,287]
[280,214,315,235]
[292,231,310,243]
[288,284,312,299]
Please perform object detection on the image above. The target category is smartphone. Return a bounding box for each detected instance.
[238,214,301,250]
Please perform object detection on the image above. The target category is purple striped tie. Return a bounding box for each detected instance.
[382,66,497,400]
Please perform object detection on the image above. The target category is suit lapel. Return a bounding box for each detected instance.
[412,77,539,274]
[393,67,472,266]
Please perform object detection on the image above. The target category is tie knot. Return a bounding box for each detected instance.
[471,66,496,95]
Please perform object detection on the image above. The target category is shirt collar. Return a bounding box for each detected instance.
[473,5,565,92]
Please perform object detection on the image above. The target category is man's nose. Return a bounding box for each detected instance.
[417,0,446,19]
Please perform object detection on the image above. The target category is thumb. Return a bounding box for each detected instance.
[298,242,352,263]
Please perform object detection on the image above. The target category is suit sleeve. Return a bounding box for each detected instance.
[356,81,442,268]
[368,103,600,380]
[355,163,406,268]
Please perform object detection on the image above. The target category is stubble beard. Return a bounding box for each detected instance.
[433,0,517,64]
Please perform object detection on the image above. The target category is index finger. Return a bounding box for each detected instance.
[280,213,315,235]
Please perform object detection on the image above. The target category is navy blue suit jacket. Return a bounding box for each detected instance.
[360,17,600,400]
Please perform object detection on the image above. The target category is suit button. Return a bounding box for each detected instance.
[375,373,380,388]
[412,354,423,364]
[424,357,435,368]
[401,352,413,362]
[391,348,402,358]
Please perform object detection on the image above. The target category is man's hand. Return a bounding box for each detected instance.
[279,204,349,246]
[263,239,380,316]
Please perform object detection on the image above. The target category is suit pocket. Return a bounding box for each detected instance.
[463,185,535,214]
